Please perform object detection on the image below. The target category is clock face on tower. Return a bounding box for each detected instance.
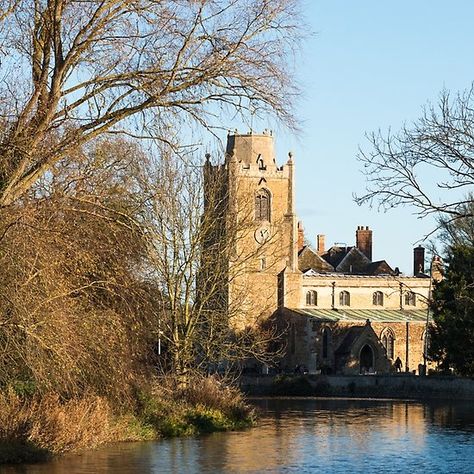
[255,225,271,244]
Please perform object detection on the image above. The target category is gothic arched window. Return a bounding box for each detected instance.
[405,291,416,306]
[322,328,331,359]
[306,290,317,306]
[381,328,395,359]
[339,290,350,306]
[255,189,271,222]
[373,291,384,306]
[421,329,428,358]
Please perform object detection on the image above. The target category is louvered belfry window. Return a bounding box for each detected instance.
[255,189,270,221]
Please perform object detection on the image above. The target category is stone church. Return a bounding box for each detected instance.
[205,131,438,375]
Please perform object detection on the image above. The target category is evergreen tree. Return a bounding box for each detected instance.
[430,244,474,376]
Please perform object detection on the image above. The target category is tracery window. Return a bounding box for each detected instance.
[306,290,318,306]
[339,290,350,306]
[381,328,395,359]
[255,189,271,222]
[373,291,384,306]
[405,291,416,306]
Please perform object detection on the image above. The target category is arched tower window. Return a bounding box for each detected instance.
[405,291,416,306]
[306,290,317,306]
[373,291,384,306]
[255,188,271,222]
[322,327,331,359]
[339,290,350,306]
[381,328,395,359]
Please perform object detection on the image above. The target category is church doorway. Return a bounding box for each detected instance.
[359,344,374,374]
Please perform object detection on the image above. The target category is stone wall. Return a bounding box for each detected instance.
[369,321,426,373]
[277,308,428,375]
[239,374,474,400]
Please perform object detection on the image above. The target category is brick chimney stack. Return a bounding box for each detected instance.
[413,246,425,275]
[317,234,325,255]
[356,226,372,261]
[297,221,305,252]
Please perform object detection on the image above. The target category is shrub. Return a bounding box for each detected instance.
[135,375,255,437]
[181,375,255,422]
[186,405,232,433]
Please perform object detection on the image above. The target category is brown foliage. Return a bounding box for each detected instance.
[180,375,253,420]
[0,140,159,402]
[0,390,112,456]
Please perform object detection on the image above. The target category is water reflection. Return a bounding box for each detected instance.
[2,398,473,474]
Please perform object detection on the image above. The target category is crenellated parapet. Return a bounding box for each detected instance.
[225,131,293,178]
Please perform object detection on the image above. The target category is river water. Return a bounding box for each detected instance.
[2,398,473,473]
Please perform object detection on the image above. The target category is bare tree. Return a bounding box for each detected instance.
[0,0,301,207]
[141,149,281,383]
[355,86,474,230]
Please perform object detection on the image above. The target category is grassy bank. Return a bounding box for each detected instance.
[0,376,255,465]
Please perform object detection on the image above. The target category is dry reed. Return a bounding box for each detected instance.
[0,390,112,459]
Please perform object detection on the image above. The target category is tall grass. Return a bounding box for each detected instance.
[0,376,255,464]
[0,390,112,463]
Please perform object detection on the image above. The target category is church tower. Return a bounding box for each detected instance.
[205,131,299,328]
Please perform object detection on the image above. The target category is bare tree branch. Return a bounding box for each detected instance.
[0,0,302,206]
[355,86,474,229]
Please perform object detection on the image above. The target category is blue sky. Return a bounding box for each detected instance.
[261,0,474,274]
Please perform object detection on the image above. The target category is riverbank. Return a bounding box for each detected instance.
[0,377,255,465]
[239,374,474,400]
[3,397,473,473]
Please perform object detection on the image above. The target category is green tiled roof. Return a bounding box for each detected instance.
[287,308,428,322]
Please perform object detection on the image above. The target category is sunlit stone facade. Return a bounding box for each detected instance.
[206,132,435,374]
